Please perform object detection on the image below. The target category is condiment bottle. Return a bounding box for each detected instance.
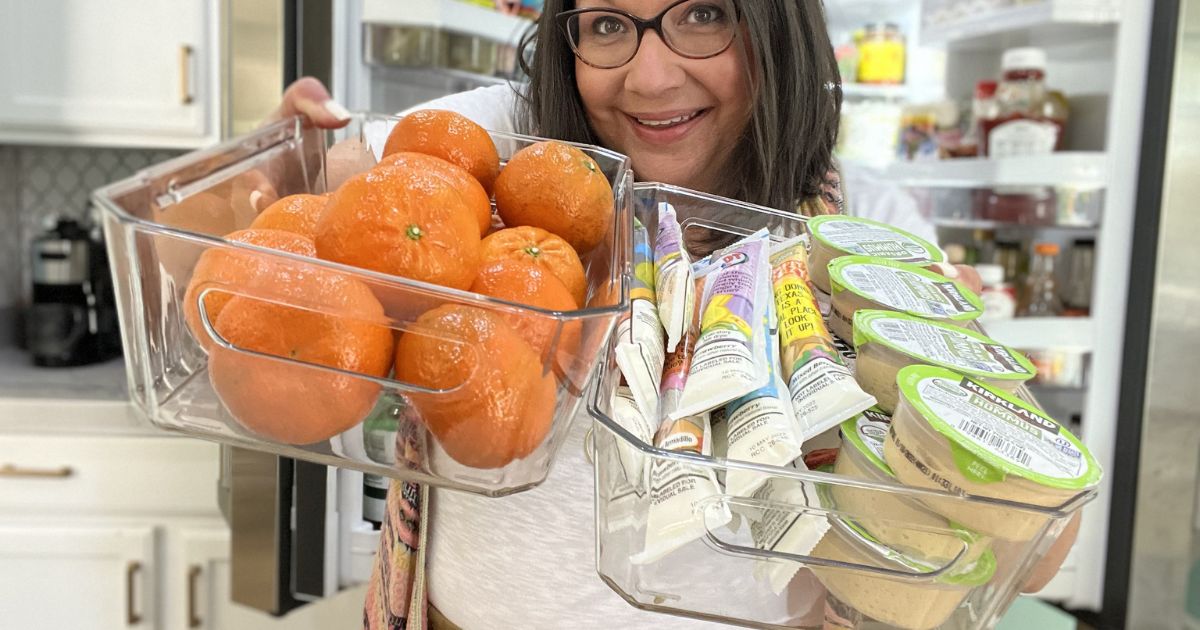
[976,263,1017,322]
[1021,242,1063,317]
[981,48,1064,157]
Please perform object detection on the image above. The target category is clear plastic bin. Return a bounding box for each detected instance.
[93,114,632,496]
[587,183,1094,629]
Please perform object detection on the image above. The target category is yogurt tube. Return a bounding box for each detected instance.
[832,408,989,565]
[884,365,1102,541]
[614,218,666,420]
[807,215,944,294]
[654,203,695,354]
[809,519,997,630]
[828,257,983,345]
[853,310,1037,413]
[747,464,831,595]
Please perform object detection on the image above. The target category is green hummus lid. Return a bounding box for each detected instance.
[853,310,1038,381]
[840,407,894,476]
[809,216,945,264]
[832,517,997,587]
[830,256,984,322]
[896,365,1103,491]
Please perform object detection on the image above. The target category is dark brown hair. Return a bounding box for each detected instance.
[516,1,842,215]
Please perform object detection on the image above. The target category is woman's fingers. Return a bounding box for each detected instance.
[265,77,352,129]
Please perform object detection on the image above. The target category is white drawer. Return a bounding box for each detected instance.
[0,435,221,518]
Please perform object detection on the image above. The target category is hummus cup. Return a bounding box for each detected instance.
[827,257,983,346]
[807,215,944,294]
[853,310,1038,413]
[810,518,997,630]
[883,365,1102,541]
[832,409,991,566]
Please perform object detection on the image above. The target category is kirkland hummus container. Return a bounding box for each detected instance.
[807,215,944,294]
[883,365,1102,541]
[833,409,990,566]
[853,310,1038,413]
[828,257,984,345]
[810,517,998,630]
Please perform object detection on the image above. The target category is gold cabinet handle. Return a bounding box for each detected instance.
[180,44,195,105]
[126,561,143,626]
[188,565,203,628]
[0,463,73,478]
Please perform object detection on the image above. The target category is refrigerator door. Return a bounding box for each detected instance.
[1123,0,1200,628]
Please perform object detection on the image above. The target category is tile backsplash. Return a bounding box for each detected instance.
[0,144,180,312]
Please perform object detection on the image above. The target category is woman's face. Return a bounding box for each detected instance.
[572,0,753,192]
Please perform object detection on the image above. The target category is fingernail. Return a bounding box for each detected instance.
[323,99,352,122]
[249,190,264,211]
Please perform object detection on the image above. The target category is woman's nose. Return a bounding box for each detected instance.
[623,30,687,97]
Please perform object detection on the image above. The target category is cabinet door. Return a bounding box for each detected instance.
[178,528,368,630]
[0,0,212,145]
[0,525,157,629]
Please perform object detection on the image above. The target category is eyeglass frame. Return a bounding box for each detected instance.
[556,0,742,70]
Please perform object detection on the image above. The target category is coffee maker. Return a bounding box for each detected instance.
[26,211,122,366]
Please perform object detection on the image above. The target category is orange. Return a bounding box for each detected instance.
[394,304,556,469]
[208,266,394,445]
[315,164,481,290]
[250,193,329,239]
[481,227,587,307]
[470,259,580,357]
[378,152,492,236]
[184,228,317,351]
[382,109,501,194]
[493,141,614,254]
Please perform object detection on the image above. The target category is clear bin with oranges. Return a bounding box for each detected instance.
[93,113,632,496]
[586,183,1096,630]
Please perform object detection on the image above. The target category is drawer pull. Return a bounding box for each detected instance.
[126,561,143,626]
[0,463,74,479]
[188,565,203,628]
[180,44,194,105]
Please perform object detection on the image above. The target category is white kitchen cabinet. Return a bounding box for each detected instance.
[0,524,158,629]
[0,0,219,148]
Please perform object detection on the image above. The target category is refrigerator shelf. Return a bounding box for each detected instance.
[361,0,531,47]
[921,0,1120,50]
[841,83,913,101]
[880,152,1109,189]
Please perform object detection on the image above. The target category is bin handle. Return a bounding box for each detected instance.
[195,285,476,396]
[698,496,973,583]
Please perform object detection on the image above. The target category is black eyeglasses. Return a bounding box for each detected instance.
[557,0,741,70]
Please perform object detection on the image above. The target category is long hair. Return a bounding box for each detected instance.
[516,1,842,216]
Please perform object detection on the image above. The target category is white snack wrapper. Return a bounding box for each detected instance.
[654,203,695,354]
[770,236,876,439]
[673,230,771,420]
[749,463,832,595]
[614,219,666,419]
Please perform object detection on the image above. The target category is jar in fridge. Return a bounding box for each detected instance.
[1063,238,1095,316]
[857,23,906,85]
[1022,242,1064,316]
[975,263,1017,322]
[981,48,1065,157]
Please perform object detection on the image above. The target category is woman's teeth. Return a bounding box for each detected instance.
[635,111,702,128]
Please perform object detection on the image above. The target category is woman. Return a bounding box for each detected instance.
[271,1,1051,628]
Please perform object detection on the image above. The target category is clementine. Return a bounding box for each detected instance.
[382,109,500,194]
[250,193,329,239]
[493,141,614,254]
[315,164,481,290]
[184,228,317,351]
[469,259,580,359]
[394,304,556,469]
[480,226,587,307]
[377,151,492,236]
[208,266,394,445]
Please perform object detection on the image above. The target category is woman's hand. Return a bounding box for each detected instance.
[265,77,352,130]
[494,0,521,15]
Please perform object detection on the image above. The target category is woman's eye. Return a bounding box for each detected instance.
[684,4,726,24]
[592,16,626,36]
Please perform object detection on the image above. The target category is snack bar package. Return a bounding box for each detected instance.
[614,218,666,420]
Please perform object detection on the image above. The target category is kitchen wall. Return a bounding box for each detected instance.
[0,145,180,326]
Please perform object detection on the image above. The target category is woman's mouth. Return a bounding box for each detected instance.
[625,109,710,143]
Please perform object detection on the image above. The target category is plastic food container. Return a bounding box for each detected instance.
[589,184,1095,630]
[806,215,944,294]
[853,310,1037,413]
[828,257,983,345]
[809,520,997,630]
[884,365,1102,541]
[93,114,632,496]
[832,409,989,566]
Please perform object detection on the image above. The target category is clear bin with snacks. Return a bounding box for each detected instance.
[588,183,1096,630]
[92,113,632,496]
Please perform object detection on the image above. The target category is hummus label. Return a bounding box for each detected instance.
[811,216,941,262]
[866,315,1032,377]
[854,409,891,464]
[838,262,980,319]
[917,375,1092,483]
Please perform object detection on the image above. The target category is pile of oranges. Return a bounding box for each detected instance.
[182,110,615,469]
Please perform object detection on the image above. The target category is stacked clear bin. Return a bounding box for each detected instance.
[587,183,1095,630]
[92,114,632,496]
